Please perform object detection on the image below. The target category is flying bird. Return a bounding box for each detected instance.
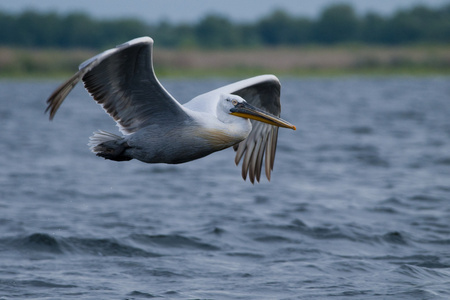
[46,37,296,183]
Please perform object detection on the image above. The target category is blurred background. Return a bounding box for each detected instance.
[1,0,450,77]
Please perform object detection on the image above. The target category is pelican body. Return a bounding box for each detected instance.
[46,37,295,183]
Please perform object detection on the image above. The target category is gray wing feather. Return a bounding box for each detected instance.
[45,72,84,119]
[225,76,281,183]
[46,37,189,134]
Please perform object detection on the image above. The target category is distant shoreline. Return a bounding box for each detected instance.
[1,44,450,78]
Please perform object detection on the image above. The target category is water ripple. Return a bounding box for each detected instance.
[1,233,160,258]
[1,78,450,299]
[130,233,220,251]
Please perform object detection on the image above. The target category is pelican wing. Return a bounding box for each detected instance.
[196,75,281,183]
[46,37,190,134]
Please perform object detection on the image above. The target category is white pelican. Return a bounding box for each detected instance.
[46,37,296,183]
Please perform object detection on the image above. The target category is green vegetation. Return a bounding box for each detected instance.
[1,4,450,49]
[1,3,450,77]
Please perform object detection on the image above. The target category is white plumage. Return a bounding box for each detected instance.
[46,37,295,183]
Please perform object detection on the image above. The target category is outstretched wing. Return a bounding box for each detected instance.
[46,37,190,134]
[192,75,281,183]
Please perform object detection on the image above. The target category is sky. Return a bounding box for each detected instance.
[1,0,449,23]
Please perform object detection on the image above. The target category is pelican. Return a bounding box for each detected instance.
[46,37,296,183]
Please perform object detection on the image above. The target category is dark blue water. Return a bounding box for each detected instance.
[1,77,449,299]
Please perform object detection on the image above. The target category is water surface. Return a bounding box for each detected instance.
[1,77,449,299]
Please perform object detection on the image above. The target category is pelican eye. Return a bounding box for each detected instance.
[231,99,238,106]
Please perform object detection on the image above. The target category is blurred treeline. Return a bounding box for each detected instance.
[1,3,450,49]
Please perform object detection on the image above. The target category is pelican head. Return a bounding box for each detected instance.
[220,94,296,130]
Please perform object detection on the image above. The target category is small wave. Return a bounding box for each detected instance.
[329,260,376,274]
[377,197,413,210]
[66,236,160,257]
[375,254,449,269]
[127,290,158,298]
[350,126,374,135]
[252,219,418,247]
[369,206,399,214]
[136,165,182,174]
[226,252,265,259]
[256,219,360,242]
[384,109,425,122]
[130,234,220,251]
[435,157,450,165]
[395,264,450,280]
[1,233,159,258]
[313,143,390,167]
[10,233,64,254]
[344,144,390,167]
[253,235,294,243]
[381,231,408,245]
[289,219,361,241]
[409,194,443,203]
[380,197,404,206]
[392,288,446,299]
[210,227,226,235]
[5,279,77,289]
[428,238,450,245]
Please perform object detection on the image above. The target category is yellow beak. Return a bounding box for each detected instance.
[230,102,296,130]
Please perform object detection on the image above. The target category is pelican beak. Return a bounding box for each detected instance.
[230,102,296,130]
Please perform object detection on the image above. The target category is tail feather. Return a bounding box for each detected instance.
[88,130,132,161]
